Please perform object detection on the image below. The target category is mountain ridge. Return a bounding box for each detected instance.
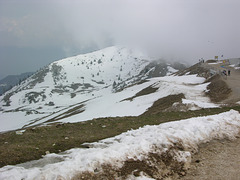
[0,72,34,95]
[0,46,186,131]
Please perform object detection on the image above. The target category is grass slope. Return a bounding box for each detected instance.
[1,105,240,168]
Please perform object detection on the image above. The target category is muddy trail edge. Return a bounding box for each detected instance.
[204,61,240,104]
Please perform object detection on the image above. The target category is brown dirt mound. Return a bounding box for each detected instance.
[143,94,185,115]
[122,85,158,101]
[175,63,209,78]
[72,146,190,180]
[205,74,232,103]
[206,59,217,63]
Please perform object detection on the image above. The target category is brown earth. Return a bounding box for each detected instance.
[72,149,188,180]
[177,62,240,180]
[205,74,232,103]
[204,61,240,104]
[179,136,240,180]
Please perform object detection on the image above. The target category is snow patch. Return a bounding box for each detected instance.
[0,110,239,179]
[0,74,218,131]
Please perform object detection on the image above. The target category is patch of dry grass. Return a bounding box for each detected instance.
[1,104,239,168]
[122,85,158,101]
[143,94,185,115]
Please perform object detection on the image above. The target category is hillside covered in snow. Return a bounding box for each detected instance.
[0,46,185,132]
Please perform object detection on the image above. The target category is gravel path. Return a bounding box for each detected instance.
[177,61,240,180]
[179,137,240,180]
[222,67,240,104]
[205,62,240,104]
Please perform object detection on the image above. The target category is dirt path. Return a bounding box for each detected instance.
[222,67,240,104]
[205,62,240,104]
[179,137,240,180]
[176,62,240,180]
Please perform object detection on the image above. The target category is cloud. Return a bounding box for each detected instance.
[0,0,240,62]
[52,0,240,61]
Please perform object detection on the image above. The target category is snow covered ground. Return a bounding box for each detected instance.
[229,64,240,70]
[0,46,184,132]
[0,110,239,179]
[0,74,218,132]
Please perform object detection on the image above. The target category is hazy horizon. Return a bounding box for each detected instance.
[1,0,240,79]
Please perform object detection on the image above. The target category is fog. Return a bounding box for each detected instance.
[0,0,239,78]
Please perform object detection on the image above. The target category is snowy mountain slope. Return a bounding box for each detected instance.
[0,73,218,132]
[0,46,185,132]
[1,46,149,106]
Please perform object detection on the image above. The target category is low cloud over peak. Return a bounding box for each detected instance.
[0,0,239,77]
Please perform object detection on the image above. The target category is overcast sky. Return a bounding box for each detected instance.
[0,0,239,79]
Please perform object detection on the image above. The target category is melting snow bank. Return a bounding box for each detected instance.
[1,110,240,180]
